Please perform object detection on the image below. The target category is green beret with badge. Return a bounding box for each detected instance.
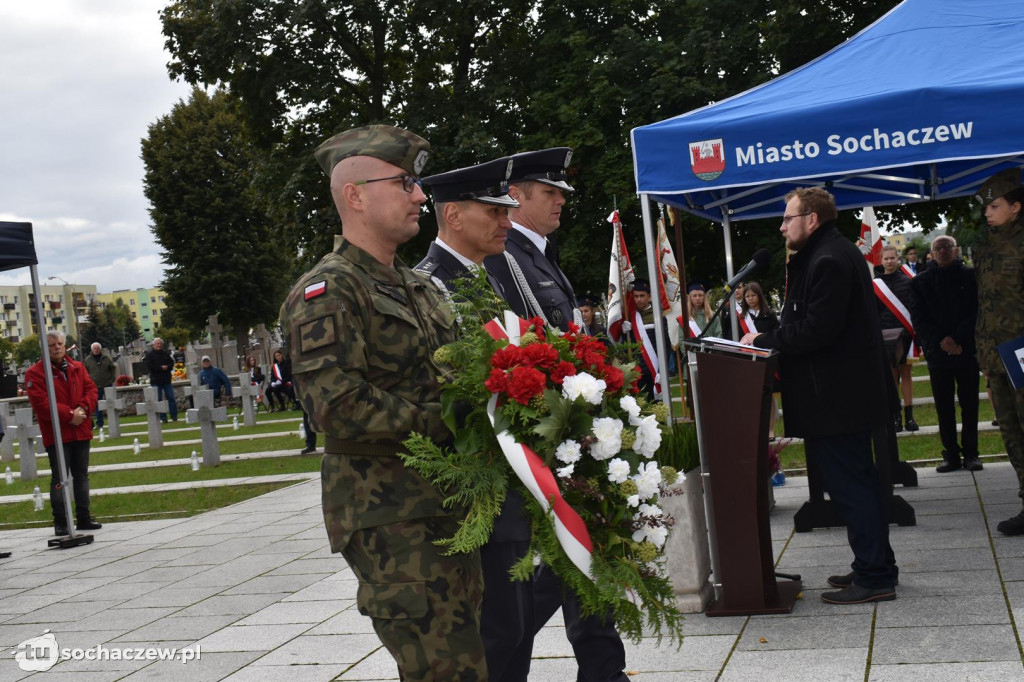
[976,167,1022,205]
[314,124,431,177]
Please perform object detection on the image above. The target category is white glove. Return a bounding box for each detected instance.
[271,380,281,388]
[622,321,632,333]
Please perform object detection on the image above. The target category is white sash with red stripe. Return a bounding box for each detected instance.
[633,309,661,394]
[677,316,702,339]
[900,264,915,278]
[873,278,921,357]
[738,310,756,336]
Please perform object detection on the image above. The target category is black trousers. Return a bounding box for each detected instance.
[480,540,534,682]
[531,565,628,682]
[805,430,898,589]
[927,361,980,459]
[301,410,316,449]
[45,440,92,525]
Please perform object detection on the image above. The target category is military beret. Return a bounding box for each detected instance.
[576,294,598,308]
[314,125,430,177]
[508,147,575,191]
[422,157,519,207]
[976,168,1022,205]
[633,279,651,293]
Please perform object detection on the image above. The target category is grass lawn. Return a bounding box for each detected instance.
[1,451,320,497]
[778,431,1008,472]
[0,481,297,531]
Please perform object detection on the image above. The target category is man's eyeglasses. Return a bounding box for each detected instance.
[782,212,811,225]
[932,242,954,252]
[353,174,421,193]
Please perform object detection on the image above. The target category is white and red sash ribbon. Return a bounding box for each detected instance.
[632,309,661,394]
[873,278,921,357]
[900,264,915,278]
[484,311,595,580]
[738,310,756,336]
[677,316,701,339]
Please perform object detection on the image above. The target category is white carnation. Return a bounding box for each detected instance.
[590,417,623,460]
[556,463,575,478]
[555,439,582,464]
[626,494,641,508]
[561,372,607,405]
[619,395,642,425]
[607,458,631,484]
[632,414,663,459]
[632,503,668,548]
[632,460,662,500]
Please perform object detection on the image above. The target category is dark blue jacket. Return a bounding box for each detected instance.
[199,366,233,398]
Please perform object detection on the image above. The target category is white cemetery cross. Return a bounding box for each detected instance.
[0,401,14,462]
[12,407,40,481]
[206,314,224,369]
[97,386,125,439]
[235,373,259,427]
[256,323,273,366]
[186,389,227,467]
[134,385,167,449]
[184,365,202,402]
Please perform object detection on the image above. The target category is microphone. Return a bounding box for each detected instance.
[722,248,772,295]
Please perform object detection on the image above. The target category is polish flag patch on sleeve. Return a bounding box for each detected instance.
[304,281,327,301]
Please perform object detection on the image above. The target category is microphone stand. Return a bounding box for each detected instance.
[698,285,738,339]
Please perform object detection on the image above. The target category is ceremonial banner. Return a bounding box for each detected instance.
[857,206,882,271]
[606,210,635,343]
[656,216,683,349]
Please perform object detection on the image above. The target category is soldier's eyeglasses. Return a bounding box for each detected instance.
[353,174,421,193]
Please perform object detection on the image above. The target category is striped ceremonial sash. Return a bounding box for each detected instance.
[873,278,921,357]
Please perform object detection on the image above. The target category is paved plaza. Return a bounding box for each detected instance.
[2,463,1024,680]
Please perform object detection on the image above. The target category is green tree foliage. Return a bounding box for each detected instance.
[161,0,948,302]
[79,301,143,351]
[141,88,287,362]
[14,335,41,367]
[0,336,13,369]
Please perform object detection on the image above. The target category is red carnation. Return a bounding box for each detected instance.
[601,364,625,394]
[550,361,577,385]
[484,368,510,394]
[491,345,526,370]
[567,322,580,334]
[528,317,547,333]
[506,366,547,405]
[523,343,559,369]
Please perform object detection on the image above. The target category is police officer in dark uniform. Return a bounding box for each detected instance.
[487,148,630,682]
[415,158,545,680]
[485,148,585,332]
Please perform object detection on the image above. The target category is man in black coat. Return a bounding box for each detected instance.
[144,337,177,423]
[910,235,980,473]
[416,157,540,681]
[741,187,898,604]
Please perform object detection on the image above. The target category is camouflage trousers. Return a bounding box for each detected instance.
[989,371,1024,504]
[342,515,488,681]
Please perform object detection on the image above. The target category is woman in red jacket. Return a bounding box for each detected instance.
[25,331,101,536]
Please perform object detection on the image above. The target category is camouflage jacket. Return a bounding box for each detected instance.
[974,215,1024,372]
[280,237,458,551]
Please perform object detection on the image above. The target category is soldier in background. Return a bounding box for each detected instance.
[973,169,1024,536]
[279,125,487,680]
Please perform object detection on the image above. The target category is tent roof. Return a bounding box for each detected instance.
[630,0,1024,223]
[0,222,37,273]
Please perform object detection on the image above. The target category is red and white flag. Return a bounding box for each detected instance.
[655,216,683,350]
[606,210,635,344]
[857,207,882,270]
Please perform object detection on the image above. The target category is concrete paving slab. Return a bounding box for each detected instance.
[738,613,873,650]
[871,623,1019,664]
[874,593,1010,627]
[235,599,350,626]
[250,633,383,666]
[173,593,291,618]
[869,661,1024,681]
[221,663,348,681]
[120,651,264,681]
[192,622,309,652]
[334,645,400,680]
[719,647,868,681]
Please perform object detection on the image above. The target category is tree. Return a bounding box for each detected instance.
[142,88,288,365]
[14,335,41,367]
[0,336,13,370]
[79,301,143,351]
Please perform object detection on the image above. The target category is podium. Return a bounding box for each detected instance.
[687,339,801,616]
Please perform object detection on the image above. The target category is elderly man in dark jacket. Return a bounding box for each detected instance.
[741,187,898,605]
[910,235,980,473]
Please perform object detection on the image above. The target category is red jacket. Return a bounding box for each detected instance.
[26,357,98,447]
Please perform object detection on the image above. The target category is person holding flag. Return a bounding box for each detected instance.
[874,245,920,432]
[857,206,883,272]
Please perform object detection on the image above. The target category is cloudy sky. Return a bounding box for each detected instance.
[0,1,192,292]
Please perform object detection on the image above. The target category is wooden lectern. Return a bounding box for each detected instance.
[687,339,802,616]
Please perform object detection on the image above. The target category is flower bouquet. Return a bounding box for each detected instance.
[172,362,188,381]
[401,283,684,643]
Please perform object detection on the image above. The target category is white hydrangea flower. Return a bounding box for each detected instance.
[632,414,663,459]
[561,372,607,405]
[607,458,631,484]
[632,460,662,500]
[619,395,642,425]
[555,439,582,464]
[556,463,575,478]
[590,417,623,460]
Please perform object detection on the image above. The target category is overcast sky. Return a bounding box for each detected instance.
[0,1,192,293]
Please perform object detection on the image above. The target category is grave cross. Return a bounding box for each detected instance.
[235,373,259,427]
[13,407,40,480]
[0,401,14,463]
[97,386,125,439]
[206,315,224,369]
[134,386,167,449]
[256,323,273,366]
[186,389,227,466]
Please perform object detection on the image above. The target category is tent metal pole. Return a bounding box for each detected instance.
[30,265,77,539]
[722,211,740,340]
[639,194,673,411]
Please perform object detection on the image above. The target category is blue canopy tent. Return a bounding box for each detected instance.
[629,0,1024,403]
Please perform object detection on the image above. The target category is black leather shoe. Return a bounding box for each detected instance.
[826,572,854,588]
[904,417,919,432]
[821,584,896,604]
[0,551,11,559]
[76,518,102,531]
[54,524,68,537]
[936,459,962,473]
[300,446,316,455]
[963,457,983,471]
[997,511,1024,536]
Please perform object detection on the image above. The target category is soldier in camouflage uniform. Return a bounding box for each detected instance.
[973,168,1024,536]
[279,125,488,680]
